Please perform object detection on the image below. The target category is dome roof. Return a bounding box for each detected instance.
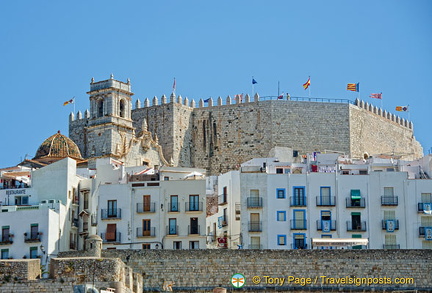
[33,131,83,163]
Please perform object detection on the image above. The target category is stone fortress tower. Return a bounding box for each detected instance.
[69,76,423,174]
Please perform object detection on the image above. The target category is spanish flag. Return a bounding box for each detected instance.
[303,77,311,90]
[347,83,359,92]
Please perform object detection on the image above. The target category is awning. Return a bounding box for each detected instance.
[311,238,368,247]
[351,189,361,199]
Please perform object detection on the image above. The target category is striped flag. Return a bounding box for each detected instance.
[63,97,75,106]
[303,77,311,90]
[395,106,409,112]
[347,83,359,92]
[369,93,382,99]
[172,78,176,91]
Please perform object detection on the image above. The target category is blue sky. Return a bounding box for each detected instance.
[1,1,431,167]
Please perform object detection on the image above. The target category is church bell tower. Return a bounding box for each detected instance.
[86,75,135,159]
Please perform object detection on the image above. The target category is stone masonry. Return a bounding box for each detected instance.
[98,249,432,292]
[69,77,423,175]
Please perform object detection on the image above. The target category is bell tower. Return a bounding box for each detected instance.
[86,75,135,159]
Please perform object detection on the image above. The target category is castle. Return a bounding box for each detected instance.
[69,75,423,174]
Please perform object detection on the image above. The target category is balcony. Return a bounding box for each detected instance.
[185,202,203,212]
[218,194,228,205]
[168,203,180,212]
[101,232,121,243]
[136,202,156,213]
[70,241,77,250]
[316,220,336,231]
[24,232,42,243]
[72,218,79,228]
[248,244,263,249]
[248,221,262,232]
[418,203,432,214]
[346,197,366,208]
[0,235,13,245]
[381,196,398,206]
[188,225,200,235]
[220,215,228,227]
[316,196,336,206]
[383,244,400,249]
[101,209,122,220]
[290,196,306,207]
[346,221,367,232]
[381,219,399,231]
[136,227,156,238]
[247,197,263,208]
[290,219,307,230]
[166,225,179,235]
[291,243,308,249]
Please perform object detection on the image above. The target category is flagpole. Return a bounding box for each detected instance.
[252,76,255,97]
[278,81,280,98]
[408,104,410,121]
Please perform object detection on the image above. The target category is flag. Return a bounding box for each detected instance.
[203,98,211,103]
[252,78,257,84]
[395,106,409,112]
[347,83,359,92]
[63,97,75,106]
[235,94,243,102]
[277,93,284,99]
[370,93,382,99]
[172,78,176,91]
[303,77,311,90]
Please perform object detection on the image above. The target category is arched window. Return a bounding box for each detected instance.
[97,100,104,117]
[119,99,125,118]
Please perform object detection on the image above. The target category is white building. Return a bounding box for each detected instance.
[92,158,207,250]
[0,157,81,264]
[207,152,432,250]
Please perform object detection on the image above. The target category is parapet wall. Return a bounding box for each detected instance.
[101,249,432,292]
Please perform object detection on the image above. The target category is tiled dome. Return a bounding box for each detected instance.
[33,131,83,163]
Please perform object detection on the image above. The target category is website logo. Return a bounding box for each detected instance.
[231,273,245,288]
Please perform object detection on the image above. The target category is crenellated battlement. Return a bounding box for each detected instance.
[69,77,423,174]
[354,98,412,130]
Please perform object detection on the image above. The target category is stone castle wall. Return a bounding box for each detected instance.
[69,94,423,174]
[98,249,432,291]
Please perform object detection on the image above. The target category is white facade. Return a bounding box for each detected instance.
[210,154,432,250]
[92,159,207,250]
[0,158,81,264]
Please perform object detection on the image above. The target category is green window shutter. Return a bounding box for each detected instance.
[350,189,361,199]
[351,212,361,216]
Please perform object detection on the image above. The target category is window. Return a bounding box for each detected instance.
[189,195,199,211]
[277,235,286,246]
[350,189,361,206]
[320,211,332,232]
[351,212,362,230]
[143,195,151,212]
[169,218,177,235]
[292,187,305,206]
[30,224,38,239]
[292,210,306,229]
[15,196,29,205]
[250,236,261,249]
[170,195,179,212]
[222,187,228,203]
[384,234,397,248]
[189,241,199,249]
[352,234,363,249]
[277,211,286,222]
[107,200,117,217]
[30,247,38,259]
[422,193,432,203]
[319,187,333,205]
[249,213,261,231]
[119,99,125,118]
[106,224,117,241]
[276,188,286,199]
[143,219,151,236]
[97,100,104,117]
[142,243,151,250]
[190,217,199,234]
[276,168,283,174]
[84,192,89,209]
[1,226,10,242]
[1,249,9,259]
[293,234,306,249]
[173,241,182,249]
